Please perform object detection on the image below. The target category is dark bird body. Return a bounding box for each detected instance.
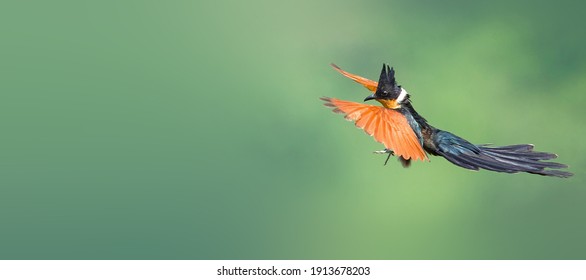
[322,64,573,178]
[403,101,571,177]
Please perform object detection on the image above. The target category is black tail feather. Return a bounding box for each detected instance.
[434,131,573,178]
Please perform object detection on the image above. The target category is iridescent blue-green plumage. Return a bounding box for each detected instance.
[401,98,573,178]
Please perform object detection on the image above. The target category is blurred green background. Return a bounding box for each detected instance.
[1,0,585,259]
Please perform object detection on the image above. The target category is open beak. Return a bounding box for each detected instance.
[364,94,376,102]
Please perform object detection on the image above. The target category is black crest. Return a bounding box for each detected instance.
[375,64,401,99]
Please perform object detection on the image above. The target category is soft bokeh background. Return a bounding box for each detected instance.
[1,0,585,259]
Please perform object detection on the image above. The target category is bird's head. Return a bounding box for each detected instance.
[364,64,409,109]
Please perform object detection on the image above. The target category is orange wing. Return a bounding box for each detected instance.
[331,64,378,92]
[321,97,428,161]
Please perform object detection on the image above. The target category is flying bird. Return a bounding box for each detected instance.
[322,63,572,178]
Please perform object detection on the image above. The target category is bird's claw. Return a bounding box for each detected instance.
[373,149,395,165]
[373,149,394,155]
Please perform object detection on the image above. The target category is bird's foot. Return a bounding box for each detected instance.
[373,149,395,165]
[373,149,394,155]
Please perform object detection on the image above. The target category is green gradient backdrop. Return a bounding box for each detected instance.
[1,0,585,259]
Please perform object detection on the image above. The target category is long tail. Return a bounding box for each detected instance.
[433,130,573,178]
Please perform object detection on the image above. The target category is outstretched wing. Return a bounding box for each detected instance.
[331,64,378,92]
[321,97,428,161]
